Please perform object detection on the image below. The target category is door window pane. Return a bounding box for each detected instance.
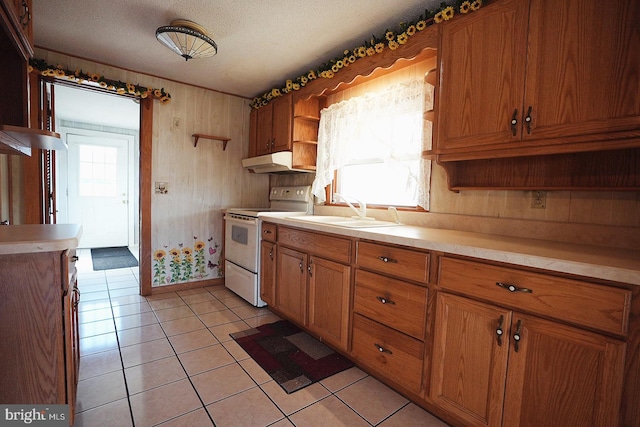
[78,144,118,197]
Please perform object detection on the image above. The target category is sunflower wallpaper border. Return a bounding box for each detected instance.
[152,236,222,286]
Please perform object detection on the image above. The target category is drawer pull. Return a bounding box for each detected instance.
[496,281,532,294]
[376,296,396,305]
[263,229,272,234]
[374,343,393,355]
[513,319,522,352]
[378,256,397,264]
[496,315,504,346]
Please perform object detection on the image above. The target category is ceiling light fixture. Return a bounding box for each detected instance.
[155,19,217,61]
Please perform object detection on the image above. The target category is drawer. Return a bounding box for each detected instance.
[279,226,351,264]
[356,241,429,283]
[438,257,632,336]
[351,314,424,394]
[354,270,428,339]
[261,222,277,242]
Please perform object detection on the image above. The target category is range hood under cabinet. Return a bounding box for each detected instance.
[242,151,314,174]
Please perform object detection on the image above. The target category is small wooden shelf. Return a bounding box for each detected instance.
[192,134,231,150]
[293,140,318,145]
[294,115,320,122]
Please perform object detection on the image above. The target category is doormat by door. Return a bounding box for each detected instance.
[230,320,354,394]
[91,247,138,271]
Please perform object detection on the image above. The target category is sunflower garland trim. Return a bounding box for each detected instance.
[250,0,484,109]
[28,58,172,105]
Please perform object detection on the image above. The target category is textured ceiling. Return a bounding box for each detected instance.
[33,0,441,99]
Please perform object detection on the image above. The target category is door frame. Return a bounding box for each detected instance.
[24,76,154,295]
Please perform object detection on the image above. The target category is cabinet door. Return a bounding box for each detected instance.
[276,246,307,325]
[256,103,273,156]
[436,0,529,151]
[259,240,276,305]
[64,279,79,426]
[248,108,258,158]
[271,95,293,152]
[430,293,510,427]
[307,256,350,351]
[503,313,626,427]
[523,0,640,143]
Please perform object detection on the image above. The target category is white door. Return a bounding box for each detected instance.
[68,134,129,248]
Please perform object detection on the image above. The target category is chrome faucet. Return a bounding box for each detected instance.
[333,193,369,219]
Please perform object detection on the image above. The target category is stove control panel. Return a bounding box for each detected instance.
[270,186,312,202]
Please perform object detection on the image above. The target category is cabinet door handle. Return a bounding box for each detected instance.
[374,343,393,355]
[496,281,532,294]
[73,285,81,308]
[377,256,397,264]
[496,315,504,346]
[20,1,31,28]
[524,106,533,134]
[376,296,396,305]
[71,255,79,262]
[269,249,273,260]
[511,109,518,136]
[299,261,303,272]
[512,319,523,352]
[308,260,313,277]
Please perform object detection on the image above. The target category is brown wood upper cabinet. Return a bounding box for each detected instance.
[254,94,293,156]
[1,0,33,58]
[435,0,640,160]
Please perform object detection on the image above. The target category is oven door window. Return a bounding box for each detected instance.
[231,225,248,245]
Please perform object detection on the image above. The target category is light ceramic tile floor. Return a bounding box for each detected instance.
[73,248,450,426]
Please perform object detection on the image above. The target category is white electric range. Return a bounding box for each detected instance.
[223,186,313,306]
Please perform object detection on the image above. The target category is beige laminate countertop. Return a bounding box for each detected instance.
[262,215,640,286]
[0,224,82,255]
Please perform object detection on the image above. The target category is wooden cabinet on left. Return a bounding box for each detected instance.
[0,224,81,426]
[1,0,33,59]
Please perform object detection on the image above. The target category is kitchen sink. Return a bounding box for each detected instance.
[285,215,402,228]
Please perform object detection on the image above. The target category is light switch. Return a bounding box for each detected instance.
[155,182,168,194]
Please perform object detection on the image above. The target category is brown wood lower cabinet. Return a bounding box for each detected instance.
[259,239,276,305]
[0,248,79,425]
[276,246,308,325]
[431,292,626,427]
[307,256,350,350]
[271,226,352,351]
[261,226,637,427]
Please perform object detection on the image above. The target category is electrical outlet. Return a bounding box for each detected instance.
[155,182,168,194]
[172,117,182,130]
[531,191,546,209]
